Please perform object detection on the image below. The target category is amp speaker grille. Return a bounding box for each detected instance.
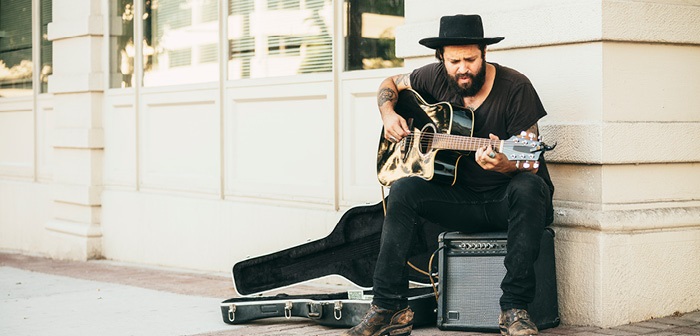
[442,248,506,330]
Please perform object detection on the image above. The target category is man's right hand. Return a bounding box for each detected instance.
[382,111,411,143]
[378,74,413,143]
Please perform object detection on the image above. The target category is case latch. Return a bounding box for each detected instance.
[284,301,293,319]
[334,301,343,320]
[228,304,236,322]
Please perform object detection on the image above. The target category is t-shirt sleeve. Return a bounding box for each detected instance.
[409,62,456,105]
[409,63,439,97]
[505,81,547,136]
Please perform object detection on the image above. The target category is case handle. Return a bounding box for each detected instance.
[307,302,322,319]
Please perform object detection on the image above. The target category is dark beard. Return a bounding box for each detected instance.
[445,62,487,97]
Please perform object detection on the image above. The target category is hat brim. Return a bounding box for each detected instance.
[418,37,504,49]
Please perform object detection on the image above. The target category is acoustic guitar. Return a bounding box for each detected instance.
[376,89,554,187]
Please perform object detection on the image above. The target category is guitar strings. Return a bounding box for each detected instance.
[402,132,500,150]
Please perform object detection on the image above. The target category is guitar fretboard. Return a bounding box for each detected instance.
[429,133,500,152]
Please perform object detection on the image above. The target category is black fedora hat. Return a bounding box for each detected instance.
[419,14,504,49]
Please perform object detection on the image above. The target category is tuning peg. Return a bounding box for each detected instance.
[520,131,527,137]
[523,162,531,169]
[516,161,520,169]
[533,161,540,169]
[529,132,536,140]
[544,141,557,151]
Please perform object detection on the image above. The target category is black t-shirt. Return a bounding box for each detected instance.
[410,62,554,195]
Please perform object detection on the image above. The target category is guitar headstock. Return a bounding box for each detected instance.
[501,132,556,168]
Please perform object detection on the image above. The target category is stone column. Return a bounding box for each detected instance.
[45,0,105,260]
[549,0,700,326]
[398,0,700,327]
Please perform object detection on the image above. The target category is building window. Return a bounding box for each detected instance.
[40,0,53,93]
[344,0,404,71]
[0,0,33,97]
[111,0,135,88]
[107,0,405,87]
[227,0,333,80]
[142,0,219,87]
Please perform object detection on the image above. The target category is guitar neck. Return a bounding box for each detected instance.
[431,133,501,152]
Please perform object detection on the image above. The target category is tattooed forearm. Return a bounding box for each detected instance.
[393,74,410,87]
[378,87,397,107]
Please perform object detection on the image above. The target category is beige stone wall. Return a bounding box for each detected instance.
[396,0,700,327]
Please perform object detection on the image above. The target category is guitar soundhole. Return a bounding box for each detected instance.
[419,124,435,155]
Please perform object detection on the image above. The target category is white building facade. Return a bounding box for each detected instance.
[1,0,699,328]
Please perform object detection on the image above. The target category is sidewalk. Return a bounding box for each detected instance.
[1,252,698,336]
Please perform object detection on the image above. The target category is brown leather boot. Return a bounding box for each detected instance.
[499,308,538,336]
[340,304,414,336]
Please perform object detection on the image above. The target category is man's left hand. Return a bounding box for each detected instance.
[475,133,539,174]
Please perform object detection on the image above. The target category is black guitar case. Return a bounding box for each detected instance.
[220,287,437,328]
[231,200,444,295]
[222,200,444,328]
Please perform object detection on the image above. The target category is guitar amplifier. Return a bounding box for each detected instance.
[436,229,560,332]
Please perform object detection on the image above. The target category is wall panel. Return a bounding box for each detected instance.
[36,96,54,181]
[225,81,334,203]
[140,88,220,194]
[0,181,53,253]
[103,92,136,188]
[339,77,387,205]
[0,99,34,178]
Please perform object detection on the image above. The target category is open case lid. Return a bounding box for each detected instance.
[232,200,444,296]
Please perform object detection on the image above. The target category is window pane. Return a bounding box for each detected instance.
[40,0,52,93]
[0,0,33,97]
[110,0,135,88]
[227,0,333,80]
[143,0,219,87]
[344,0,404,71]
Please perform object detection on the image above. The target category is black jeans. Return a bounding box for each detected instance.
[372,173,552,311]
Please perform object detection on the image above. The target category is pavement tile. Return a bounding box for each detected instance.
[612,324,660,334]
[666,326,700,335]
[651,317,698,327]
[413,330,483,336]
[542,327,585,334]
[681,311,700,323]
[573,327,608,332]
[634,321,677,330]
[593,328,639,335]
[540,325,600,335]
